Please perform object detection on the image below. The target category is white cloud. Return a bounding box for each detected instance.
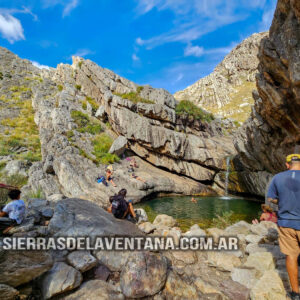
[31,60,50,70]
[0,7,38,44]
[63,0,79,17]
[135,0,267,49]
[184,44,204,57]
[136,37,144,46]
[260,3,276,31]
[0,14,25,43]
[42,0,79,17]
[72,48,94,57]
[132,53,140,61]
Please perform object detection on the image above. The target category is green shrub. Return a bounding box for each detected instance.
[18,151,42,162]
[78,61,83,68]
[71,111,90,127]
[57,85,64,91]
[136,86,144,93]
[211,210,235,229]
[78,123,102,135]
[66,130,75,140]
[75,85,81,91]
[86,96,98,111]
[0,72,3,80]
[175,100,214,122]
[27,187,45,199]
[71,110,102,135]
[92,134,119,165]
[114,92,155,104]
[0,161,6,171]
[81,101,87,110]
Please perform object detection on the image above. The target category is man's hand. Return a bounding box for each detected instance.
[267,197,278,204]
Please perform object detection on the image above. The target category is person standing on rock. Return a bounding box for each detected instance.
[267,154,300,300]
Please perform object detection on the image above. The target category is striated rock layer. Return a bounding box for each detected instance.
[175,32,268,122]
[233,0,300,196]
[0,47,238,204]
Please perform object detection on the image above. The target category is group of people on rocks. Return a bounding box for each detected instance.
[1,153,300,299]
[97,157,146,188]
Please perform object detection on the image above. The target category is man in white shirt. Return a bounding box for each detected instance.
[0,189,26,235]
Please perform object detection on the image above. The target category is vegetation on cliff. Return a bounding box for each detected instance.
[175,100,214,122]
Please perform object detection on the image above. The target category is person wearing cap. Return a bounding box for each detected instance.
[267,154,300,300]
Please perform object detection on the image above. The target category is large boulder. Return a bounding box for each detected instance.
[67,251,98,273]
[207,252,241,272]
[244,252,275,275]
[0,250,53,287]
[40,262,82,299]
[94,250,134,272]
[0,284,19,300]
[120,252,168,298]
[250,270,286,300]
[163,271,199,299]
[64,280,124,300]
[109,136,127,156]
[48,198,142,237]
[153,214,176,228]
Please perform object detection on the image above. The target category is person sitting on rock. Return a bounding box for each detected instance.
[128,158,147,183]
[107,189,136,221]
[252,204,277,224]
[267,154,300,300]
[106,168,117,187]
[0,189,26,235]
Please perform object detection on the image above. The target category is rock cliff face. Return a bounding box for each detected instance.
[233,0,300,196]
[0,46,238,204]
[174,32,268,122]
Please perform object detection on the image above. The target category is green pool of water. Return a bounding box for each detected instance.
[136,196,262,231]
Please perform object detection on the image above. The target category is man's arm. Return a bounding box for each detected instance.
[0,211,7,217]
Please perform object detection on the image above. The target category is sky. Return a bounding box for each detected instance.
[0,0,276,94]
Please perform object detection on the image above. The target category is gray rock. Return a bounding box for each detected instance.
[231,268,259,289]
[244,252,275,275]
[207,252,241,272]
[153,214,176,228]
[225,221,251,235]
[108,136,127,156]
[138,222,156,234]
[94,250,133,272]
[95,106,106,119]
[0,284,19,300]
[0,250,53,287]
[4,160,29,177]
[120,252,168,298]
[41,262,82,299]
[41,207,54,218]
[48,198,142,238]
[64,280,124,300]
[67,251,97,273]
[250,270,286,300]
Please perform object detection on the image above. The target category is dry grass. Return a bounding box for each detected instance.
[206,81,255,123]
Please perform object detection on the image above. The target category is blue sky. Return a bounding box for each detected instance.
[0,0,276,93]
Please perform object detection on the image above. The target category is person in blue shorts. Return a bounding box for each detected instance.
[267,154,300,300]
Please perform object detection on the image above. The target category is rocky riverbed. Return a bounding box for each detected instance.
[0,197,291,299]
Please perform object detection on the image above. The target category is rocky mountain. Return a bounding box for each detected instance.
[0,47,239,206]
[231,0,300,196]
[174,32,268,122]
